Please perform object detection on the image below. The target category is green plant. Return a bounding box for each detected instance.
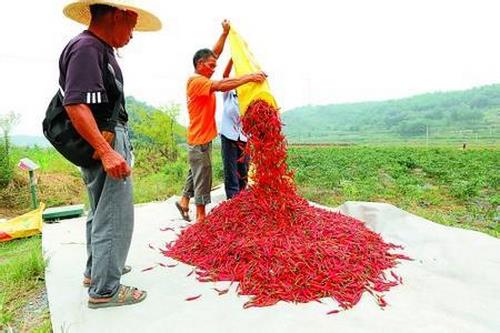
[0,145,13,187]
[287,145,500,238]
[0,112,20,187]
[131,103,183,161]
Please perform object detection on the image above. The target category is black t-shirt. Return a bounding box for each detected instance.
[59,30,127,124]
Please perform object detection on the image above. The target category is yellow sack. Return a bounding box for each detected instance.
[0,203,45,242]
[228,27,278,115]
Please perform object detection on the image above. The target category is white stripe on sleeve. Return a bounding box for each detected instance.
[86,92,91,104]
[97,92,101,103]
[92,92,96,104]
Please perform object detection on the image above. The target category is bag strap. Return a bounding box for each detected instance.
[105,51,124,127]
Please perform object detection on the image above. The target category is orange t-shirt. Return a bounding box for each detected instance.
[186,75,217,145]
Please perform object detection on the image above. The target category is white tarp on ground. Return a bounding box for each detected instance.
[43,188,500,333]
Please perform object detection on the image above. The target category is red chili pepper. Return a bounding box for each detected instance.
[160,100,410,313]
[213,288,229,295]
[185,294,202,301]
[141,265,156,272]
[326,309,340,315]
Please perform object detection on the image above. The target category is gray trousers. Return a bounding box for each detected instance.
[182,141,212,205]
[81,124,134,298]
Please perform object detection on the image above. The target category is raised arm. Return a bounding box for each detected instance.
[223,58,233,78]
[211,71,267,93]
[212,19,230,58]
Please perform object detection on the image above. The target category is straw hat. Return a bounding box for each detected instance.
[63,0,162,32]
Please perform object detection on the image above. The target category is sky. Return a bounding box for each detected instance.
[2,0,500,135]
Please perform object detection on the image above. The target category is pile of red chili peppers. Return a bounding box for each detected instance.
[164,100,409,311]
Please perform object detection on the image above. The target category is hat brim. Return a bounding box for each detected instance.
[63,1,162,32]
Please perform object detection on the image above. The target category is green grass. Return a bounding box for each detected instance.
[0,236,50,332]
[11,145,77,174]
[4,146,224,213]
[132,146,223,203]
[287,145,500,237]
[1,147,82,217]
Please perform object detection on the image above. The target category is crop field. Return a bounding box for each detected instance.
[287,145,500,237]
[3,145,498,236]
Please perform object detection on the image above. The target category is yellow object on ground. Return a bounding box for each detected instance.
[0,203,45,242]
[228,26,278,115]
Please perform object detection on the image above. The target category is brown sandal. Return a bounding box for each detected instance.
[88,285,147,309]
[83,265,132,288]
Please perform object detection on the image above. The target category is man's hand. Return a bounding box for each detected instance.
[65,103,130,180]
[222,19,230,35]
[92,131,114,160]
[213,19,231,58]
[65,104,130,180]
[248,71,267,84]
[99,149,131,180]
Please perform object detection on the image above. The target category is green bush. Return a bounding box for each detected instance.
[0,145,13,187]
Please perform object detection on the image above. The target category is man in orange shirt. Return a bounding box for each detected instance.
[176,20,266,222]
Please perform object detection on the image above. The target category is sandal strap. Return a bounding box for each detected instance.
[117,285,130,303]
[116,285,143,303]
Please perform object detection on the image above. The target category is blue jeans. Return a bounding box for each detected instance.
[221,135,248,199]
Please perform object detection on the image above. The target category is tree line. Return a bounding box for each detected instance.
[282,84,500,141]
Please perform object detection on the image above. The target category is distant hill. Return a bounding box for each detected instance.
[281,84,500,143]
[12,135,50,147]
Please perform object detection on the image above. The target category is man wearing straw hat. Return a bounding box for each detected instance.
[59,0,160,308]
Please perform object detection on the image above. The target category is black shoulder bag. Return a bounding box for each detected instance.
[42,53,123,168]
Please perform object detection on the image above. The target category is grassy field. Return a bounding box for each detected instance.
[0,236,49,332]
[288,145,500,237]
[1,146,224,218]
[1,144,498,331]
